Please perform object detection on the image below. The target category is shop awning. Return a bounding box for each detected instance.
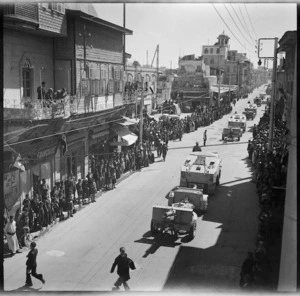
[117,116,139,126]
[211,85,238,94]
[110,126,138,146]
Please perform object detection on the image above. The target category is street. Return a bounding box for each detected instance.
[4,88,265,293]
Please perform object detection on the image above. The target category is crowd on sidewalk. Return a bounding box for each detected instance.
[4,99,234,255]
[242,111,289,290]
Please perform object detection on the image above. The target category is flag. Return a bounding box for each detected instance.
[13,154,25,171]
[61,134,68,155]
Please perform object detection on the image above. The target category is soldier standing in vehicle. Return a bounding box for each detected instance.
[203,130,207,146]
[192,142,202,152]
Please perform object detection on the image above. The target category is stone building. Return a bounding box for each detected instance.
[3,3,136,216]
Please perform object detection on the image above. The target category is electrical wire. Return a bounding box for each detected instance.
[229,4,256,45]
[3,92,214,162]
[244,4,258,40]
[223,4,254,49]
[237,4,255,42]
[4,90,212,149]
[212,4,255,55]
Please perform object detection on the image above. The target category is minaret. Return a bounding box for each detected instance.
[217,32,230,47]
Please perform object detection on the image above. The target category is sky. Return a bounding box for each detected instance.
[92,2,297,69]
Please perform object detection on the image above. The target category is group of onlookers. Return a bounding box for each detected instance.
[245,112,289,289]
[4,99,234,255]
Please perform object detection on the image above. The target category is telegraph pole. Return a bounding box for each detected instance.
[268,38,278,152]
[139,76,144,142]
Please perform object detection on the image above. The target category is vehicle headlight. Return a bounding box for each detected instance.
[169,191,174,198]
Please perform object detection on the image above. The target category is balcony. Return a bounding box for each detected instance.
[4,96,76,121]
[4,3,39,26]
[4,93,133,121]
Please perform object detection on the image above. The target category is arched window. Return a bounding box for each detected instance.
[216,48,220,54]
[22,58,33,99]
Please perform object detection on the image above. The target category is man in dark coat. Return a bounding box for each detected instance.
[110,247,135,291]
[239,252,255,288]
[25,242,45,286]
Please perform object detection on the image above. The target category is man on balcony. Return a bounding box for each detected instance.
[37,81,46,101]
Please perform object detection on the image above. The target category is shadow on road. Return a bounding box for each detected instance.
[135,232,183,258]
[162,178,278,293]
[7,285,42,292]
[169,141,249,150]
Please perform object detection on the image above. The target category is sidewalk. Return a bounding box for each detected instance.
[3,169,135,255]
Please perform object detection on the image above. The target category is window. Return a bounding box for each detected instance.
[210,58,214,64]
[210,48,213,54]
[204,48,208,54]
[108,64,113,79]
[48,3,65,14]
[216,48,220,54]
[108,79,114,93]
[22,59,33,99]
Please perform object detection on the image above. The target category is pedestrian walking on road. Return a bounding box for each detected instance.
[162,142,168,162]
[110,247,136,291]
[239,251,255,288]
[4,215,21,256]
[25,242,45,287]
[203,130,207,146]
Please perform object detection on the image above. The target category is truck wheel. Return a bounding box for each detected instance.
[189,223,196,239]
[150,220,157,235]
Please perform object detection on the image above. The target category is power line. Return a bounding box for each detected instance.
[211,4,255,54]
[230,4,256,45]
[244,4,258,40]
[237,4,255,42]
[3,91,210,148]
[223,4,254,49]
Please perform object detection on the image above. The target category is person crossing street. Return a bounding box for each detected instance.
[162,142,168,162]
[110,247,135,291]
[203,130,207,146]
[25,242,45,287]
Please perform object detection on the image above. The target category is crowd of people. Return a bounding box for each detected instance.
[37,81,68,108]
[4,99,234,255]
[244,111,289,289]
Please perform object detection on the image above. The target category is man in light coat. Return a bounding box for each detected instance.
[4,215,21,255]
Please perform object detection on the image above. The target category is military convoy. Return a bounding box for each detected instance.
[150,152,220,240]
[228,113,247,132]
[243,103,257,120]
[179,151,222,195]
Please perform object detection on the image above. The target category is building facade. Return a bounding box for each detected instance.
[3,3,135,215]
[202,33,229,76]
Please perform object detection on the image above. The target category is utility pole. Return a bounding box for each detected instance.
[217,46,222,107]
[268,38,278,152]
[79,23,91,77]
[139,76,144,142]
[123,3,126,69]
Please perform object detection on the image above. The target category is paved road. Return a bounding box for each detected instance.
[4,86,267,293]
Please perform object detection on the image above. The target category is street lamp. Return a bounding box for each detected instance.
[258,37,278,152]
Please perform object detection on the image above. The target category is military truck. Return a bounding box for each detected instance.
[179,151,222,195]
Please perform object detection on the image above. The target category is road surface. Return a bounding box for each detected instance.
[4,87,266,293]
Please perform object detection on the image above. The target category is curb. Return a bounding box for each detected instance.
[3,169,137,252]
